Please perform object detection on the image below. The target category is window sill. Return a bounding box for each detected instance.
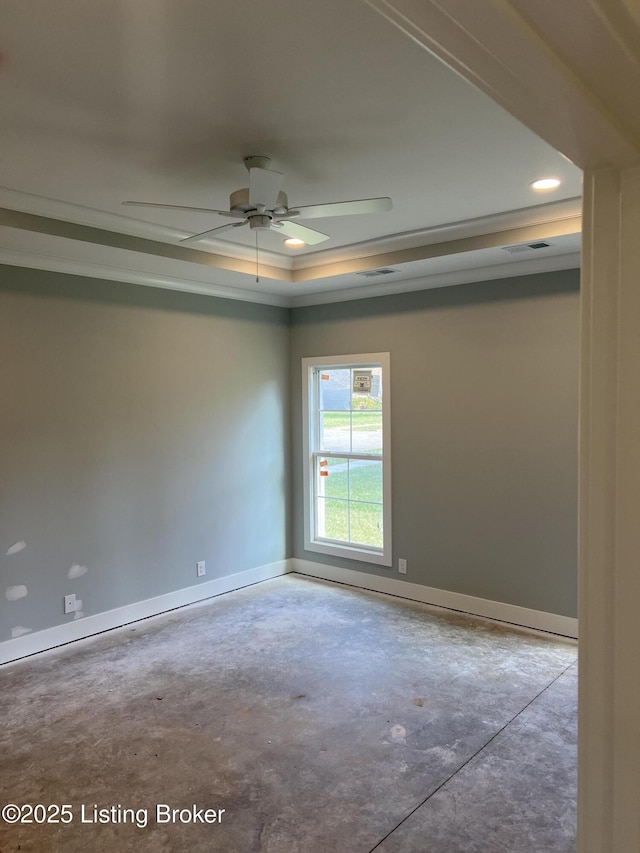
[305,538,392,568]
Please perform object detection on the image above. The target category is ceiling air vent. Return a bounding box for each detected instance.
[356,268,398,278]
[503,241,551,254]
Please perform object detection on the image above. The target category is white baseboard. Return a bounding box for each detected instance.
[0,560,290,665]
[1,556,577,664]
[290,558,578,639]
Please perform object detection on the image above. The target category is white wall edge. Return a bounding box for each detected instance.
[291,558,578,639]
[0,560,290,665]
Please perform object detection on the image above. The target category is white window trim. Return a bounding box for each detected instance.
[302,352,392,567]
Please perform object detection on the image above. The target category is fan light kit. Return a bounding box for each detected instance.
[530,177,561,190]
[123,155,392,247]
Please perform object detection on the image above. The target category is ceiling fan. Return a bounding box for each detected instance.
[123,156,392,246]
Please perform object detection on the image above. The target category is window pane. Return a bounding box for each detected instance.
[351,412,383,455]
[349,502,383,548]
[349,460,383,504]
[318,368,351,411]
[316,497,349,541]
[305,354,389,565]
[316,457,348,499]
[320,411,351,453]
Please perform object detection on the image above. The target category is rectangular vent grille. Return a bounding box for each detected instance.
[357,268,397,278]
[503,241,551,254]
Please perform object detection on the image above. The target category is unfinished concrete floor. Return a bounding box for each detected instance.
[0,575,577,853]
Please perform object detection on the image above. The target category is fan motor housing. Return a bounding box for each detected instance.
[230,188,289,215]
[248,214,272,230]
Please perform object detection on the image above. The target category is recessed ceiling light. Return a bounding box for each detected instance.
[530,177,561,191]
[284,237,305,248]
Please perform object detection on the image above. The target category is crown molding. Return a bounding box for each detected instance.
[1,195,582,305]
[292,215,581,282]
[0,248,290,307]
[0,207,291,282]
[0,186,290,269]
[0,241,580,310]
[2,187,582,281]
[289,252,581,307]
[294,198,583,267]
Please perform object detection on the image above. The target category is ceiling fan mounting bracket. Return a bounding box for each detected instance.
[243,155,271,172]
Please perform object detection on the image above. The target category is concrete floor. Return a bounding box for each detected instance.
[0,575,577,853]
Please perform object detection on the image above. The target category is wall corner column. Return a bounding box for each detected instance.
[578,163,640,852]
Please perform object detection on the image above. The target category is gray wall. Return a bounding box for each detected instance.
[1,262,579,644]
[290,270,579,618]
[0,266,290,638]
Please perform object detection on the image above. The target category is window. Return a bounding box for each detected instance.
[302,353,391,566]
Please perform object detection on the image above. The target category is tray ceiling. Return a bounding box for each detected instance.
[0,0,582,305]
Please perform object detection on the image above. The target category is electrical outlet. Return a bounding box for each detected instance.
[197,561,206,577]
[398,558,407,575]
[64,593,76,614]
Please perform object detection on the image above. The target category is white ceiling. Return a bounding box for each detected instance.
[0,0,583,306]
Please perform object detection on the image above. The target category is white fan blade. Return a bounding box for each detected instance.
[180,221,247,244]
[289,197,392,220]
[248,167,284,209]
[123,201,242,218]
[276,220,329,245]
